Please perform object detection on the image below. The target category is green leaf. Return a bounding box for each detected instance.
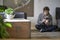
[5,23,12,28]
[5,8,14,14]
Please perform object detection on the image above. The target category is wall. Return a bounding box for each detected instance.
[3,0,34,17]
[27,0,60,29]
[0,0,3,5]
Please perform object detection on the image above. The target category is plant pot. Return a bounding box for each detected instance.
[6,14,15,19]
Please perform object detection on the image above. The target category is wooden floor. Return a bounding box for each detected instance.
[0,39,60,40]
[0,30,60,40]
[31,30,60,39]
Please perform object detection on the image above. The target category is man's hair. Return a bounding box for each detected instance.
[43,6,50,11]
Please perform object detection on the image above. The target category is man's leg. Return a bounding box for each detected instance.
[35,23,47,32]
[35,24,42,31]
[45,25,57,32]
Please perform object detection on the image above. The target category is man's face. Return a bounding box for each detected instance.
[44,10,49,15]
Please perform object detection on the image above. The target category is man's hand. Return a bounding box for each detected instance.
[42,19,46,23]
[45,20,50,25]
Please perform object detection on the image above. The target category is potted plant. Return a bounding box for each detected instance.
[5,8,15,19]
[0,15,12,38]
[0,5,7,19]
[0,5,7,12]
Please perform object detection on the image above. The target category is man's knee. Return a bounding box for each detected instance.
[35,24,40,28]
[35,24,40,30]
[35,24,44,30]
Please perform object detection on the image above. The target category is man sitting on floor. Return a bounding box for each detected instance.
[35,6,57,32]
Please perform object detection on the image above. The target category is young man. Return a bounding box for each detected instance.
[35,7,57,32]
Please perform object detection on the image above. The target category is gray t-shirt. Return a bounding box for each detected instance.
[37,13,52,25]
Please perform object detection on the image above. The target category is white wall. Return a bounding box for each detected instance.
[27,0,60,29]
[0,0,3,5]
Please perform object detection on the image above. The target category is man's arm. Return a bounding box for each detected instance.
[37,14,43,24]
